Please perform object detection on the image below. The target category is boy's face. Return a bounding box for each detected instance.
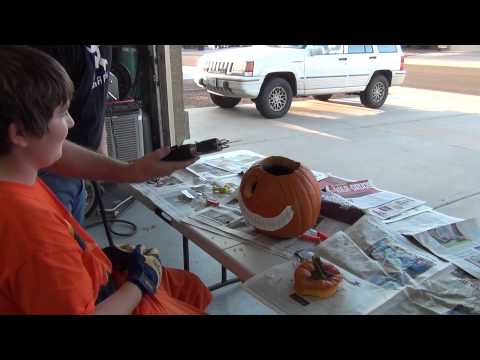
[26,103,74,168]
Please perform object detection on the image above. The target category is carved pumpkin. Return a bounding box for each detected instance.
[238,156,321,238]
[294,257,343,298]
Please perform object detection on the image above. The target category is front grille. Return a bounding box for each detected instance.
[206,60,233,74]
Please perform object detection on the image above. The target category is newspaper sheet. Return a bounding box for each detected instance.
[326,180,404,209]
[202,152,264,174]
[367,196,426,220]
[412,218,480,279]
[242,214,470,315]
[370,264,480,315]
[187,207,322,258]
[382,205,432,224]
[243,259,396,315]
[386,210,463,235]
[343,216,448,286]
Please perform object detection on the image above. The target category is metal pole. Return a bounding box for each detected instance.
[221,265,227,283]
[183,235,189,271]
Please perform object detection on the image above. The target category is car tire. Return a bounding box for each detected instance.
[313,94,332,101]
[256,77,293,118]
[209,93,242,108]
[360,74,389,108]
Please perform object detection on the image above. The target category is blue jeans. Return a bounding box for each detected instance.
[39,171,86,225]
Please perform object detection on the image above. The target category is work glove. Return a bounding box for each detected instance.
[127,245,163,295]
[103,244,162,272]
[102,244,135,271]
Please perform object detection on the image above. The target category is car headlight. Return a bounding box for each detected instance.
[229,61,254,76]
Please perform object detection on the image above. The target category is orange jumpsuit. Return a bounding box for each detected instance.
[0,179,212,315]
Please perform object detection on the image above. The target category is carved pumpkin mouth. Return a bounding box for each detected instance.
[238,194,294,232]
[262,156,300,176]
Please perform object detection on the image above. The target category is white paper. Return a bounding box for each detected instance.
[368,196,426,220]
[412,218,480,279]
[326,180,404,209]
[386,210,463,235]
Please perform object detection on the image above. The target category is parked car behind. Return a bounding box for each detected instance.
[194,45,406,118]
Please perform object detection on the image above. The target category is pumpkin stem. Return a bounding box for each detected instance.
[311,256,332,280]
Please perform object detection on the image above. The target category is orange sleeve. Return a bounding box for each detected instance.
[12,249,98,315]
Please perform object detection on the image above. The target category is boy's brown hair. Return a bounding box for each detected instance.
[0,46,74,155]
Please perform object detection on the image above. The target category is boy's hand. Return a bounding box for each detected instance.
[127,245,163,295]
[130,147,199,182]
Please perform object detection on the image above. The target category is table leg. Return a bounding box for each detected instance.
[183,235,189,271]
[222,265,227,283]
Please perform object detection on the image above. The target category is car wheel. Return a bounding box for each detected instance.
[313,94,332,101]
[209,93,242,108]
[256,77,293,118]
[360,74,389,108]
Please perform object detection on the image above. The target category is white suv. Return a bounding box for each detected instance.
[194,45,406,118]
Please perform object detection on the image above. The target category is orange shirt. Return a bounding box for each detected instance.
[0,179,112,314]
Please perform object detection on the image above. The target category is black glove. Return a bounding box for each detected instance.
[102,244,135,272]
[127,245,163,295]
[103,244,162,272]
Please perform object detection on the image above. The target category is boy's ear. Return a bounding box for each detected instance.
[8,122,29,148]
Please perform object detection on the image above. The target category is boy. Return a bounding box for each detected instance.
[0,46,212,315]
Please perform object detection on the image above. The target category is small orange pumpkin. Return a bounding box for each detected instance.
[294,257,343,298]
[239,156,321,238]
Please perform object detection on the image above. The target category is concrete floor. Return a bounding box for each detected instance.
[88,85,480,314]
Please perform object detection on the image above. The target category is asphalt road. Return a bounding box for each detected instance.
[403,64,480,96]
[183,64,480,109]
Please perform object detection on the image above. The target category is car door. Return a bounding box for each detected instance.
[304,45,347,93]
[345,45,375,88]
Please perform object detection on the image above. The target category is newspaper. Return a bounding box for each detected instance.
[326,180,404,210]
[370,264,480,315]
[367,196,426,220]
[242,216,468,315]
[382,205,432,224]
[187,207,321,259]
[343,216,448,285]
[203,152,264,174]
[243,259,396,315]
[411,218,480,279]
[386,210,463,235]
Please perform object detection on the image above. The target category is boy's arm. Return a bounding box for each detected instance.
[44,140,197,183]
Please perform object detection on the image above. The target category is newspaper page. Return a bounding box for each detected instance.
[370,264,480,315]
[367,196,426,220]
[203,152,264,174]
[326,180,404,209]
[382,205,432,224]
[132,170,202,194]
[344,216,448,286]
[386,210,463,235]
[243,259,396,315]
[314,231,408,290]
[412,218,480,279]
[187,207,322,258]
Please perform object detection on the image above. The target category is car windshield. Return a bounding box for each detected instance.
[267,45,306,49]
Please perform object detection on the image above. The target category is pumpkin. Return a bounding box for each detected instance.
[238,156,321,238]
[294,256,343,298]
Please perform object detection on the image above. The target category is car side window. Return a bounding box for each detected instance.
[365,45,374,53]
[309,45,343,56]
[348,45,366,54]
[378,45,397,53]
